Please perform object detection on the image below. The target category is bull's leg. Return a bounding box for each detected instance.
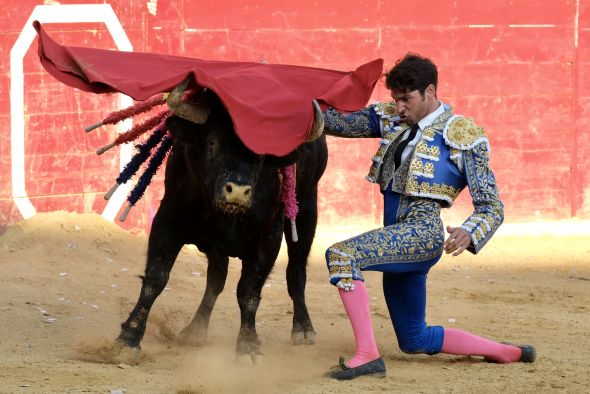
[117,209,185,349]
[236,223,283,355]
[179,252,229,345]
[284,189,318,345]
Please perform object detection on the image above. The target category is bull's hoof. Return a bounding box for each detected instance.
[74,336,141,365]
[291,329,316,345]
[236,336,261,356]
[236,351,264,366]
[110,339,142,365]
[178,325,208,347]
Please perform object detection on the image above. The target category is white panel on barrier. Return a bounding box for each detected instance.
[10,4,133,221]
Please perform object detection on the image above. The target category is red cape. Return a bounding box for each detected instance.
[34,21,383,156]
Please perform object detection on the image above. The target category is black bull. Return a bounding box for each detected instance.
[116,92,328,356]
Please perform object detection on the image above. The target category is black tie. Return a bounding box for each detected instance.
[393,124,419,169]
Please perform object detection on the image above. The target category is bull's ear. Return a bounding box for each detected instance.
[165,115,203,144]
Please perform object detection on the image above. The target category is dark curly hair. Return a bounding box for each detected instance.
[384,53,438,95]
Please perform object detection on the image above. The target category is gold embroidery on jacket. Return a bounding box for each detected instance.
[366,125,407,182]
[406,177,461,201]
[422,126,436,141]
[415,141,440,161]
[410,160,435,178]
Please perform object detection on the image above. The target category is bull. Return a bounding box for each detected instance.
[115,79,328,359]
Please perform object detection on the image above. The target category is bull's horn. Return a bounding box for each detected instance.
[166,76,211,124]
[307,99,324,142]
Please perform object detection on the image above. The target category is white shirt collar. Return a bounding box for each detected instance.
[417,101,445,131]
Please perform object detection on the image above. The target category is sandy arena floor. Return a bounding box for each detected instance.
[0,211,589,393]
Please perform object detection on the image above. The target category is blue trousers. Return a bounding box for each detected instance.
[327,189,445,354]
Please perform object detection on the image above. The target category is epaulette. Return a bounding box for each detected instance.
[372,101,399,122]
[443,115,489,151]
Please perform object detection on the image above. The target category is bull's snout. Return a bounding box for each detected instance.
[222,182,252,208]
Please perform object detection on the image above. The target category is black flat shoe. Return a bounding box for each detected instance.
[515,344,536,363]
[326,357,386,380]
[484,343,536,363]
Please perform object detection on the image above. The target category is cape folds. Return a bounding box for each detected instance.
[33,21,383,156]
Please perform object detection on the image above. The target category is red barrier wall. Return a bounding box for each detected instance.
[0,0,588,233]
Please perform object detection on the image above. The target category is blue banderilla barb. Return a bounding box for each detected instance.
[127,134,174,207]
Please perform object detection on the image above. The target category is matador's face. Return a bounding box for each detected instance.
[391,84,437,126]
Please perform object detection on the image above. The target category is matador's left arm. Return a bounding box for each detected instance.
[460,140,504,254]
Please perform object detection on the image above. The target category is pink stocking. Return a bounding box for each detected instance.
[339,280,381,368]
[442,328,522,363]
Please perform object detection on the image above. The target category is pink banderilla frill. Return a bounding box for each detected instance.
[280,164,298,242]
[96,109,171,155]
[84,94,166,132]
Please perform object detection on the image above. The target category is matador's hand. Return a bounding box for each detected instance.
[444,226,472,256]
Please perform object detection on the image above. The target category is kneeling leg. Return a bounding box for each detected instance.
[382,272,444,355]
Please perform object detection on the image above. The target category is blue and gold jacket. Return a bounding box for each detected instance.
[323,102,504,254]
